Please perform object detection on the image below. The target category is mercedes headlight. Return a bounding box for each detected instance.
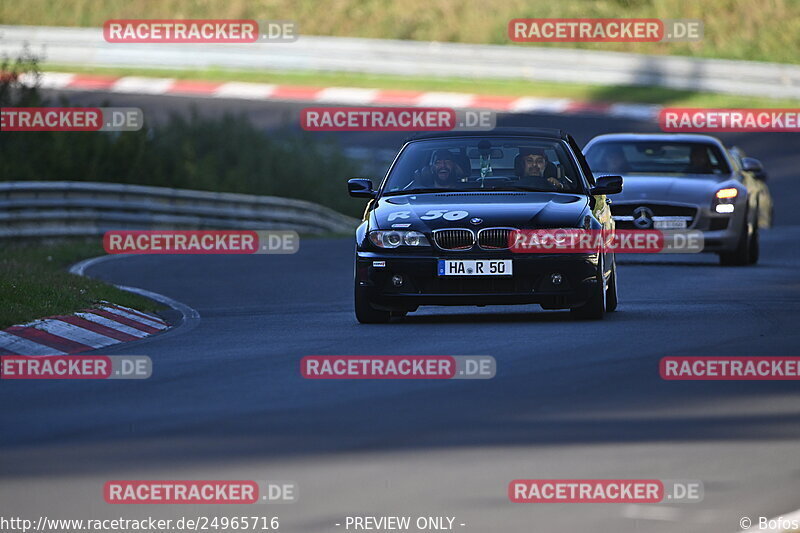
[714,187,739,213]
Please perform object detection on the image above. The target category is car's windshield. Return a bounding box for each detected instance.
[585,140,731,175]
[382,137,583,195]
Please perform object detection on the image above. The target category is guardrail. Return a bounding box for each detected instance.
[1,25,799,99]
[0,181,360,238]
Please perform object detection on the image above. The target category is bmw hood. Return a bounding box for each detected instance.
[370,191,589,231]
[606,173,739,205]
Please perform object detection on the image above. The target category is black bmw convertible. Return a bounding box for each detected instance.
[348,128,623,323]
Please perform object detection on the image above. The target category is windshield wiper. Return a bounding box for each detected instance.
[484,186,559,193]
[384,188,467,196]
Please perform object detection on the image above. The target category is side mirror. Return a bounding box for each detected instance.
[590,175,623,195]
[741,157,767,181]
[348,178,376,198]
[741,157,763,173]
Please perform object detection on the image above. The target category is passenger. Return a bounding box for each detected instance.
[416,149,467,188]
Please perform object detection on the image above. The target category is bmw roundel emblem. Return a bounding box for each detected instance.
[470,217,483,225]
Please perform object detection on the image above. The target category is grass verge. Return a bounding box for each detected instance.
[43,64,800,108]
[0,240,163,330]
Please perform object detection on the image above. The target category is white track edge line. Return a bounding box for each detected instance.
[69,255,201,336]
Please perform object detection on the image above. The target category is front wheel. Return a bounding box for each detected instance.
[571,258,606,320]
[747,224,760,265]
[355,285,390,324]
[605,259,618,313]
[719,217,751,266]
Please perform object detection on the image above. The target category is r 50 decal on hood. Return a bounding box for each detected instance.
[387,210,469,221]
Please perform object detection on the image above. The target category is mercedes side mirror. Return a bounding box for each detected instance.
[348,178,376,198]
[590,175,623,195]
[742,157,767,181]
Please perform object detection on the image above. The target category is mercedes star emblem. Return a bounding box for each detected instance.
[632,206,655,229]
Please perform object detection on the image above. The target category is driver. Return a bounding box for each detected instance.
[515,148,566,191]
[686,145,714,173]
[602,145,630,174]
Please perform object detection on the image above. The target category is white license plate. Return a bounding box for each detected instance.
[654,219,687,229]
[438,259,512,276]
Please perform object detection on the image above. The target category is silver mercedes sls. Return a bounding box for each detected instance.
[584,133,772,266]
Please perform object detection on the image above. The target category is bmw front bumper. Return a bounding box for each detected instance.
[356,251,602,310]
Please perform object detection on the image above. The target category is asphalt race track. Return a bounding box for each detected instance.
[1,91,799,533]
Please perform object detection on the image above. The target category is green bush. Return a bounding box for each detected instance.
[0,52,365,218]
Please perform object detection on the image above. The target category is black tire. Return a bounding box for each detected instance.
[605,259,618,313]
[747,224,760,265]
[719,218,751,266]
[571,257,606,320]
[355,285,390,324]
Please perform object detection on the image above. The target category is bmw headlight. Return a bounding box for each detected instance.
[369,230,430,248]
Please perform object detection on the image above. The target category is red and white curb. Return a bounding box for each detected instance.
[0,302,168,356]
[22,72,662,121]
